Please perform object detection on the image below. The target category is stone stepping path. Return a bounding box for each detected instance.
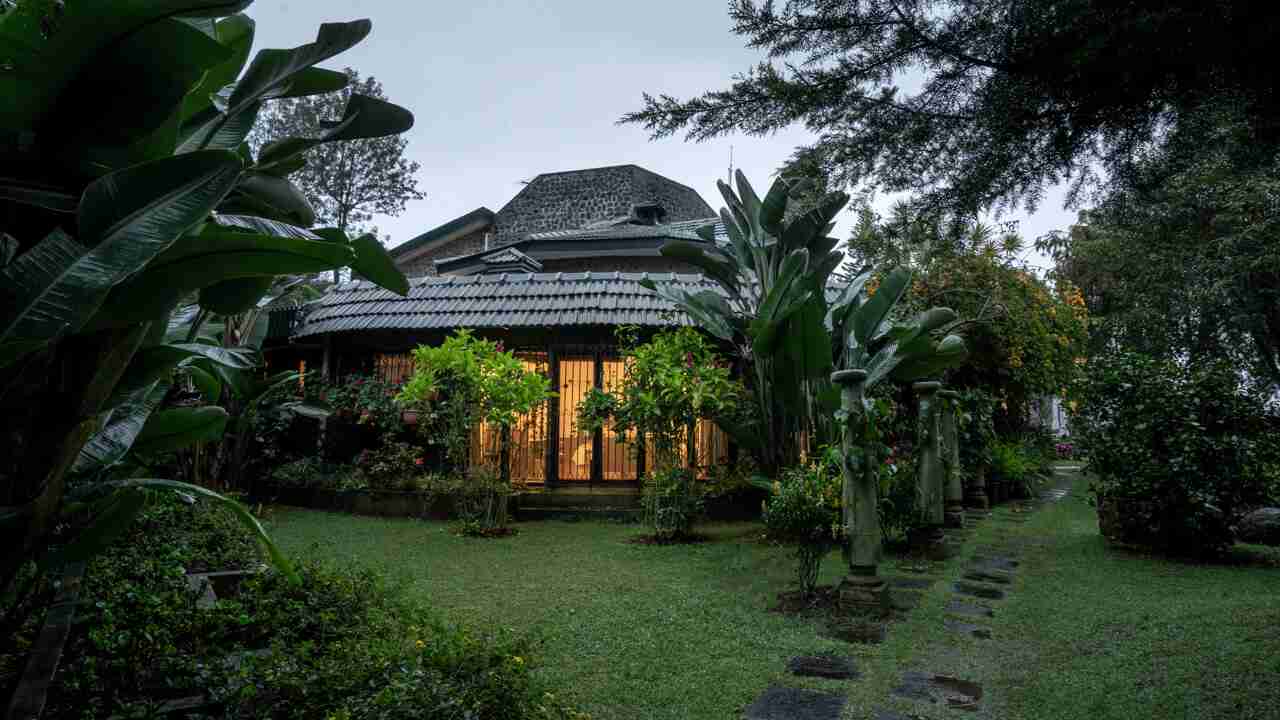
[786,655,860,680]
[945,599,994,619]
[891,671,983,711]
[742,472,1078,719]
[743,687,846,720]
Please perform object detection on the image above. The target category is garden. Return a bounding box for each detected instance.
[4,1,1280,719]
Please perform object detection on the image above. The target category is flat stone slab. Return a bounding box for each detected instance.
[945,600,994,619]
[744,686,847,720]
[952,581,1006,600]
[786,654,860,680]
[824,617,889,645]
[891,672,983,712]
[890,591,922,612]
[890,577,934,590]
[871,710,921,720]
[944,618,992,639]
[970,554,1019,571]
[962,569,1012,585]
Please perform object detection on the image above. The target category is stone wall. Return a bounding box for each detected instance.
[395,226,489,277]
[493,165,714,243]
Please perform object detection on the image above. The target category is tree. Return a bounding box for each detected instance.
[621,1,1280,215]
[1042,104,1280,391]
[250,68,424,279]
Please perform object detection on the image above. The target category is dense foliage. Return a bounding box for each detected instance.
[1044,104,1280,392]
[1076,353,1280,555]
[34,497,582,719]
[762,450,844,593]
[622,1,1280,216]
[398,330,551,470]
[0,4,412,593]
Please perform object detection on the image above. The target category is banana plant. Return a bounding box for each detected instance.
[0,3,413,593]
[641,171,847,476]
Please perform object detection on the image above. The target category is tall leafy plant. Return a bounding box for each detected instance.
[0,4,413,593]
[641,171,847,475]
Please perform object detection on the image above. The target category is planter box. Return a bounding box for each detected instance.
[254,485,454,520]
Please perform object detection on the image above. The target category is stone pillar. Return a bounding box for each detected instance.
[832,369,888,612]
[911,381,952,559]
[939,389,965,528]
[966,464,990,510]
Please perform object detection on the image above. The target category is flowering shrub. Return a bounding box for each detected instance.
[1055,442,1074,459]
[762,449,846,593]
[325,372,404,433]
[642,467,705,540]
[1076,352,1280,555]
[352,438,430,491]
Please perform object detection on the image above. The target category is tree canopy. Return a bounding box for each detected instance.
[622,1,1280,215]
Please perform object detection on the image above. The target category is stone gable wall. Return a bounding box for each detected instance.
[394,225,489,277]
[493,165,714,243]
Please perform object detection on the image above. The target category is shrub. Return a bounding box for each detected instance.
[269,458,364,490]
[642,467,705,540]
[1075,352,1280,555]
[453,465,522,537]
[762,452,845,594]
[45,505,582,720]
[353,438,430,491]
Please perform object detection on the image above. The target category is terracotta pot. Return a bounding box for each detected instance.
[401,410,419,426]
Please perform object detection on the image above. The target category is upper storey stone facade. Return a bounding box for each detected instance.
[491,165,714,244]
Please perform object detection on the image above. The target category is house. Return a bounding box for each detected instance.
[272,164,735,487]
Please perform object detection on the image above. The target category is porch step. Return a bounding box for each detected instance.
[516,505,642,522]
[517,489,642,509]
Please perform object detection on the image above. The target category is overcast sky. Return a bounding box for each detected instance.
[246,0,1075,271]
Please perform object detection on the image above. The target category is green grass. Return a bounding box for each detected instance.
[264,474,1280,720]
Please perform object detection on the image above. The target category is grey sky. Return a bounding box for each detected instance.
[246,0,1074,270]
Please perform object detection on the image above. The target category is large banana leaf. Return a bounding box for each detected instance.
[657,241,741,297]
[131,406,230,455]
[312,227,409,296]
[72,381,169,475]
[891,334,968,382]
[0,151,243,367]
[256,94,415,173]
[50,19,230,148]
[850,266,911,350]
[199,276,275,315]
[220,172,316,226]
[211,214,322,240]
[0,0,253,133]
[91,230,355,326]
[116,342,257,395]
[177,101,261,153]
[639,281,736,340]
[179,14,255,123]
[41,488,149,568]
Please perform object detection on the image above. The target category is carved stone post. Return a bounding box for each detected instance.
[911,381,951,559]
[832,369,888,612]
[939,389,965,528]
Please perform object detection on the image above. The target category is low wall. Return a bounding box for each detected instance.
[254,486,456,520]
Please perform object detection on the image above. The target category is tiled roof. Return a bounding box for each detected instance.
[291,272,718,337]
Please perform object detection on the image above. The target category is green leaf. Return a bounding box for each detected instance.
[282,401,332,420]
[759,175,791,235]
[852,266,911,347]
[263,66,349,100]
[131,406,230,455]
[0,178,78,213]
[782,191,849,254]
[50,19,230,148]
[1,150,242,364]
[211,214,322,240]
[658,241,740,296]
[199,276,275,315]
[92,230,354,327]
[226,20,370,119]
[42,489,148,568]
[187,364,222,402]
[73,381,169,475]
[256,94,415,172]
[0,0,253,134]
[177,101,261,153]
[117,342,257,394]
[223,173,316,226]
[350,233,409,296]
[180,14,255,123]
[111,478,296,580]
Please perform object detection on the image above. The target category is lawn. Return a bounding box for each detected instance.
[264,472,1280,720]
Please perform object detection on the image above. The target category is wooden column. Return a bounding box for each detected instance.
[545,348,560,487]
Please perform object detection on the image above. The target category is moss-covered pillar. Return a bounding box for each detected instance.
[939,389,965,528]
[832,369,888,612]
[911,381,952,559]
